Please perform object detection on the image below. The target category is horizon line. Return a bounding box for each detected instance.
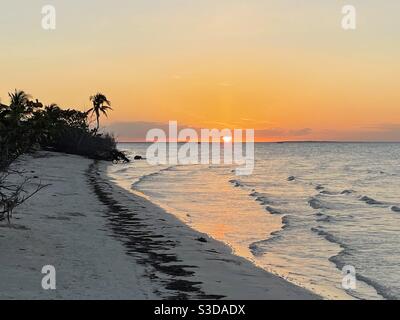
[116,140,400,143]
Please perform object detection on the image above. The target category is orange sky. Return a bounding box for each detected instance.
[1,1,400,141]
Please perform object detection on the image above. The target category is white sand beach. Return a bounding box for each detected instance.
[0,152,319,300]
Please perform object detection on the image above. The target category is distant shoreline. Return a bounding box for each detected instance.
[117,141,400,144]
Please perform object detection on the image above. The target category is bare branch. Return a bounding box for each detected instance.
[0,168,50,223]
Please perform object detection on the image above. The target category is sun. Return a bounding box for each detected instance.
[222,136,232,143]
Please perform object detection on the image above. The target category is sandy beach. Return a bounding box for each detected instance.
[0,151,319,300]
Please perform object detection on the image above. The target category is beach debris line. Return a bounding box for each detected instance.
[87,162,225,300]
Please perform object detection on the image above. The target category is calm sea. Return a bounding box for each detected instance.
[107,142,400,300]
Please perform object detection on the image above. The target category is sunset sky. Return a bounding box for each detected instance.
[1,0,400,141]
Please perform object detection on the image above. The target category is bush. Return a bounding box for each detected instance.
[0,91,129,165]
[50,128,123,161]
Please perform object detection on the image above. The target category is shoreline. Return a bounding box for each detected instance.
[0,151,319,300]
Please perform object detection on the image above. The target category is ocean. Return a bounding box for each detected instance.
[108,142,400,300]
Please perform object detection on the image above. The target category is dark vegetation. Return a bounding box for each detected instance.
[0,89,128,221]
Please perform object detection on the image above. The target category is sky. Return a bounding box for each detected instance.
[1,0,400,141]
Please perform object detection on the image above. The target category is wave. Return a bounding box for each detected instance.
[391,206,400,213]
[309,194,356,211]
[315,181,356,196]
[351,272,397,300]
[315,184,354,196]
[265,206,283,215]
[359,196,387,206]
[319,190,339,196]
[313,187,394,214]
[251,193,273,206]
[311,227,347,249]
[330,251,395,300]
[341,189,355,195]
[249,237,280,256]
[249,215,292,256]
[239,185,289,257]
[229,180,284,216]
[311,226,391,300]
[315,212,334,223]
[309,197,332,210]
[245,184,291,255]
[131,166,177,188]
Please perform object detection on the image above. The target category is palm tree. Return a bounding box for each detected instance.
[7,90,32,124]
[9,89,31,107]
[88,93,112,133]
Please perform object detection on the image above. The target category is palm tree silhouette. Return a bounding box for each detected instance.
[7,89,32,124]
[9,89,31,107]
[88,93,112,133]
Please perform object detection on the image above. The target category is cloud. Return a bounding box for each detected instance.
[288,128,313,136]
[316,123,400,142]
[107,121,400,142]
[256,127,312,138]
[363,123,400,132]
[106,121,313,141]
[106,121,173,141]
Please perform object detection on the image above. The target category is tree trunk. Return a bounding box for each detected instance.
[96,117,99,133]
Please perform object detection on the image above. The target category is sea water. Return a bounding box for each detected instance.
[108,142,400,300]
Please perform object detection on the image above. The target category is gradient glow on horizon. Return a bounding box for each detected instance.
[1,0,400,141]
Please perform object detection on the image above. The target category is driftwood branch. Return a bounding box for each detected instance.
[0,170,50,223]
